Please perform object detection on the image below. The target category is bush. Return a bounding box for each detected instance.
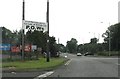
[110,51,119,56]
[97,52,109,56]
[97,51,119,56]
[2,51,10,54]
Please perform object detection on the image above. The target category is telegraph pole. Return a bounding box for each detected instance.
[22,0,25,60]
[46,0,50,62]
[58,38,60,44]
[108,22,111,56]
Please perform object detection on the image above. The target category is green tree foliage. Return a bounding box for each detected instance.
[77,38,103,54]
[12,30,22,45]
[26,30,47,52]
[26,30,58,57]
[89,38,99,54]
[1,27,13,44]
[66,38,78,53]
[103,23,120,51]
[90,38,98,44]
[1,27,21,45]
[49,36,57,57]
[57,44,66,52]
[77,44,83,53]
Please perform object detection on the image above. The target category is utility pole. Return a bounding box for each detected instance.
[108,23,111,56]
[100,21,111,56]
[22,0,25,60]
[58,38,60,44]
[46,0,50,62]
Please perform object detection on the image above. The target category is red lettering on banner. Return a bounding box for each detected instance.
[11,46,20,53]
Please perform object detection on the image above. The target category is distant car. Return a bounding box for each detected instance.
[77,53,82,56]
[65,55,67,58]
[84,52,93,56]
[55,52,60,57]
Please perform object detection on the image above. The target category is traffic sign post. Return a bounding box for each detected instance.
[21,0,49,61]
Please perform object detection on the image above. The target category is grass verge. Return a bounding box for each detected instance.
[2,57,67,71]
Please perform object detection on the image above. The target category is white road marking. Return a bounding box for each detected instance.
[65,59,72,65]
[34,71,54,79]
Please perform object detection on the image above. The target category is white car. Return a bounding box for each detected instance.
[77,53,82,56]
[65,55,67,58]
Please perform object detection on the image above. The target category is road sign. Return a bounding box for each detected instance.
[24,44,31,52]
[0,44,10,50]
[23,20,48,32]
[11,46,20,53]
[31,45,37,51]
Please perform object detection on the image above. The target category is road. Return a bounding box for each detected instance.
[2,53,119,79]
[49,53,119,77]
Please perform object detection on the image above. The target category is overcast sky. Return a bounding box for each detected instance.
[0,0,119,45]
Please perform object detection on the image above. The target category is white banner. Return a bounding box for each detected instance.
[23,20,48,32]
[31,45,37,51]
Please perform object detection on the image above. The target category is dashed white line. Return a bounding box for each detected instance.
[65,59,72,65]
[34,71,54,79]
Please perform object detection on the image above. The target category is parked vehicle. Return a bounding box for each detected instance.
[84,52,93,56]
[77,53,82,56]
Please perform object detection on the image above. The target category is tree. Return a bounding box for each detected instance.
[77,44,87,54]
[66,38,78,53]
[49,36,57,57]
[89,38,99,54]
[26,30,59,57]
[1,27,21,45]
[103,23,120,51]
[12,30,22,45]
[90,38,98,44]
[1,27,13,44]
[26,30,47,52]
[57,44,66,52]
[77,38,100,54]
